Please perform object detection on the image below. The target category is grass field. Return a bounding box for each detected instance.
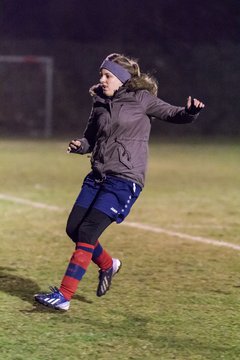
[0,138,240,360]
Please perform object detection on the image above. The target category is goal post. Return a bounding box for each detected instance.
[0,55,54,138]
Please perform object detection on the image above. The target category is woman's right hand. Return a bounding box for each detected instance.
[67,139,82,153]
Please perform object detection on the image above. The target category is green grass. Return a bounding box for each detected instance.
[0,138,240,360]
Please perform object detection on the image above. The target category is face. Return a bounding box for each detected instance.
[100,69,123,97]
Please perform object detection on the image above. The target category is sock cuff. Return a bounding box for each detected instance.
[76,242,94,253]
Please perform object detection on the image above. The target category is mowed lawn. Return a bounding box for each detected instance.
[0,139,240,360]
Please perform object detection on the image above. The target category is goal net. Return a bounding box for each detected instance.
[0,55,53,138]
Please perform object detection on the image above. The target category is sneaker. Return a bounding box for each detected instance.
[96,258,122,297]
[34,286,70,311]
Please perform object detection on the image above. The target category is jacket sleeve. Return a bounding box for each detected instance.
[77,108,97,154]
[137,90,198,124]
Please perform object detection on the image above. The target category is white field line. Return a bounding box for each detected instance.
[123,222,240,251]
[171,224,231,229]
[0,193,63,211]
[1,193,240,251]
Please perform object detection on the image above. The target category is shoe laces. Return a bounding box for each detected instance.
[49,286,60,294]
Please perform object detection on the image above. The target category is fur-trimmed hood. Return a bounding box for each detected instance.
[89,73,158,98]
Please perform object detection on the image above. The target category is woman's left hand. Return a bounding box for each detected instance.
[186,96,205,115]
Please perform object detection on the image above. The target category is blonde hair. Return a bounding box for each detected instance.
[106,53,158,96]
[106,53,140,77]
[90,53,158,96]
[104,53,158,95]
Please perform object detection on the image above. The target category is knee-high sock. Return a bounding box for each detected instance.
[60,242,94,300]
[91,240,113,270]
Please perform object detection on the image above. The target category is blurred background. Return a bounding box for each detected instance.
[0,0,239,138]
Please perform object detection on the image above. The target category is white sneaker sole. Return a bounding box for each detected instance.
[112,258,122,276]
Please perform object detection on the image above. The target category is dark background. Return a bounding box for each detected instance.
[0,0,239,137]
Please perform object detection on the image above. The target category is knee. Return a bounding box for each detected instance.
[66,221,98,245]
[66,221,78,243]
[78,229,98,246]
[66,205,87,242]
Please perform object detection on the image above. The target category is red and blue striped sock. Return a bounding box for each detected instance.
[60,242,94,300]
[92,240,113,270]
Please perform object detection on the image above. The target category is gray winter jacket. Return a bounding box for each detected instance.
[77,87,198,187]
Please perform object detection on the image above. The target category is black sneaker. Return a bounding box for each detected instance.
[96,258,122,297]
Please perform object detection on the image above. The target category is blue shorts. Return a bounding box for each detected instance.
[74,172,142,224]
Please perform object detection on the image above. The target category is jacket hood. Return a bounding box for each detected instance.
[89,74,158,98]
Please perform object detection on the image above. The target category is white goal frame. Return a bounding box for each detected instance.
[0,55,54,138]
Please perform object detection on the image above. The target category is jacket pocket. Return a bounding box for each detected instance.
[116,140,133,170]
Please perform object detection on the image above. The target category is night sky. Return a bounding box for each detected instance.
[0,0,239,45]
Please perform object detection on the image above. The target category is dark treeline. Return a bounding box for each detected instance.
[0,1,239,137]
[0,39,239,138]
[0,0,239,45]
